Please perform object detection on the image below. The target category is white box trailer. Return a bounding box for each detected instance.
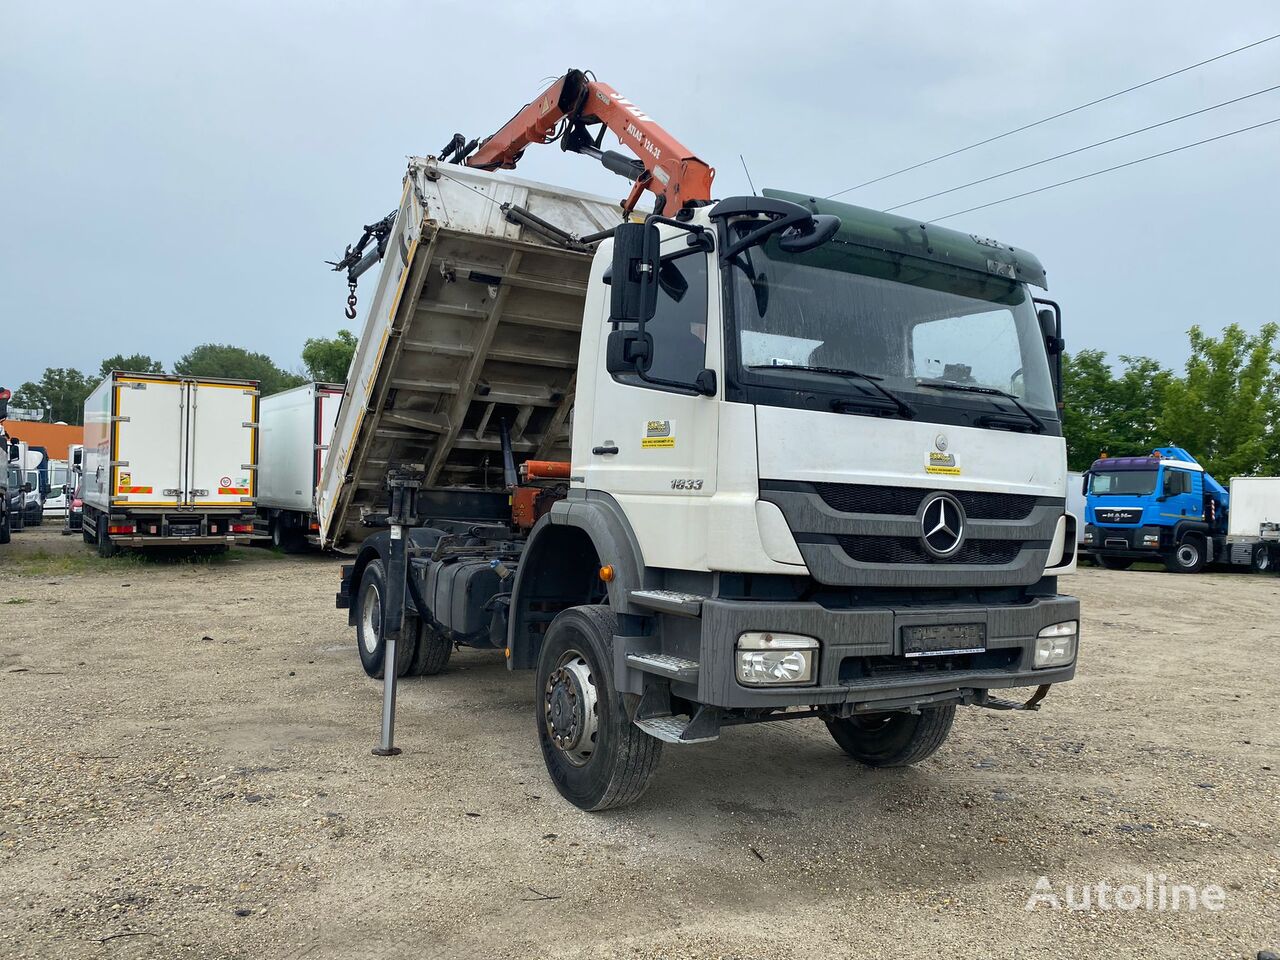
[257,381,343,551]
[81,372,260,555]
[1224,476,1280,572]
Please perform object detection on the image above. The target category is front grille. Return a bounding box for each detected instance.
[811,482,1037,520]
[837,535,1022,565]
[839,648,1022,683]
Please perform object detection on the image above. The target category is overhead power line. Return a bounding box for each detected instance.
[927,114,1280,221]
[885,82,1280,211]
[825,32,1280,199]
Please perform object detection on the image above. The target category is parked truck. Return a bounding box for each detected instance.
[1083,447,1228,572]
[0,388,11,544]
[321,71,1079,811]
[81,372,260,555]
[1222,476,1280,572]
[257,381,344,551]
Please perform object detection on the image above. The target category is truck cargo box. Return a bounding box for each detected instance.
[83,372,259,519]
[317,160,619,549]
[1227,476,1280,537]
[258,382,344,513]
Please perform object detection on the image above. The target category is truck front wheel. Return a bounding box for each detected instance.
[354,559,417,679]
[1165,536,1205,573]
[825,705,956,767]
[536,605,663,811]
[1096,555,1133,571]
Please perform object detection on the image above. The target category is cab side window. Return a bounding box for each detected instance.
[614,252,708,390]
[1162,469,1190,497]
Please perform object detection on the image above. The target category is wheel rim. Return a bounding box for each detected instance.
[272,523,282,548]
[543,648,599,767]
[1177,543,1199,567]
[1257,550,1271,571]
[360,580,382,655]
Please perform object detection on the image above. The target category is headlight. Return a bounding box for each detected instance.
[1034,620,1077,668]
[736,632,818,686]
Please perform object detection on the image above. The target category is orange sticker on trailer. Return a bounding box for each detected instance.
[117,486,154,494]
[217,487,250,495]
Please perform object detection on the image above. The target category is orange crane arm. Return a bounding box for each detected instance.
[456,69,715,217]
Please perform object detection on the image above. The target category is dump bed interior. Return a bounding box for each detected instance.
[320,160,620,548]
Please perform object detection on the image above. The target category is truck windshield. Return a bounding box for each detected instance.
[1089,469,1157,496]
[725,236,1057,420]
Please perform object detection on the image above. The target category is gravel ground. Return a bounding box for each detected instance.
[1,525,1277,959]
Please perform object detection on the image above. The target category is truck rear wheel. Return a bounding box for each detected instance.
[825,705,956,767]
[408,625,452,676]
[95,517,118,558]
[354,559,417,679]
[271,518,306,554]
[535,605,663,811]
[1165,536,1205,573]
[1251,544,1274,574]
[1096,555,1133,570]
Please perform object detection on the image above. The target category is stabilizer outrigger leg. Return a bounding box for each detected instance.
[372,468,424,757]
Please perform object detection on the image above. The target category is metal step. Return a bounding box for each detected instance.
[625,652,699,682]
[634,714,719,744]
[629,589,705,618]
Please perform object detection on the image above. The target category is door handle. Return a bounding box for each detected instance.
[592,445,619,456]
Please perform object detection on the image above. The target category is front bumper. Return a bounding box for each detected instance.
[627,593,1079,711]
[1085,523,1164,558]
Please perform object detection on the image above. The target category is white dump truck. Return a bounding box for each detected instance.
[1224,476,1280,572]
[320,152,1079,811]
[82,372,260,555]
[256,381,344,551]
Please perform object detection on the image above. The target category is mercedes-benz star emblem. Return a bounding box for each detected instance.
[934,433,949,452]
[921,493,965,558]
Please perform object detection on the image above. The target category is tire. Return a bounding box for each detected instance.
[825,704,956,767]
[1164,536,1205,574]
[353,559,417,679]
[271,517,306,554]
[407,624,452,676]
[535,605,663,811]
[1251,544,1274,574]
[96,517,117,558]
[1096,555,1133,571]
[0,509,9,545]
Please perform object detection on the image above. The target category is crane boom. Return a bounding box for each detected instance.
[459,69,715,217]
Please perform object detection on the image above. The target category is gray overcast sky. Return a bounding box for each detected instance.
[2,1,1278,389]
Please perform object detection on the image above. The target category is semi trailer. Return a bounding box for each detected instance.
[257,381,343,551]
[81,372,260,555]
[322,71,1079,811]
[1083,447,1228,572]
[1223,476,1280,572]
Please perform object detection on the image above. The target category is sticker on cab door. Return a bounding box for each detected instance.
[926,451,961,476]
[641,420,675,449]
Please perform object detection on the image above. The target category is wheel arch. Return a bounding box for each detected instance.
[508,494,649,670]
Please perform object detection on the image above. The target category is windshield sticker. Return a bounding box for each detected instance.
[642,420,675,449]
[927,451,960,476]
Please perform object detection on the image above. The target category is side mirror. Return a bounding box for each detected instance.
[778,214,841,254]
[20,482,33,494]
[609,222,661,325]
[606,328,653,375]
[62,484,70,497]
[1038,307,1064,354]
[1080,472,1090,495]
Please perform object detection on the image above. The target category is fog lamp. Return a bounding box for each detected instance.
[1034,620,1077,669]
[736,632,818,686]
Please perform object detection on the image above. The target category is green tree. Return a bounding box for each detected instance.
[173,343,305,397]
[9,367,94,424]
[98,353,164,380]
[1156,323,1280,479]
[301,329,357,383]
[1061,350,1172,471]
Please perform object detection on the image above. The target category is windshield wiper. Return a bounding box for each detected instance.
[915,379,1045,433]
[749,364,915,419]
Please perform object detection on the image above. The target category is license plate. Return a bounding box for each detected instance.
[169,524,199,537]
[902,623,986,658]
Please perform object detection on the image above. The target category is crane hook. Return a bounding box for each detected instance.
[345,281,359,320]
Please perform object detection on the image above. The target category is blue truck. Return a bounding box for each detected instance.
[1083,447,1229,573]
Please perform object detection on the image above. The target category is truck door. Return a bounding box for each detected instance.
[113,377,185,507]
[587,241,719,568]
[1160,466,1201,523]
[185,381,258,508]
